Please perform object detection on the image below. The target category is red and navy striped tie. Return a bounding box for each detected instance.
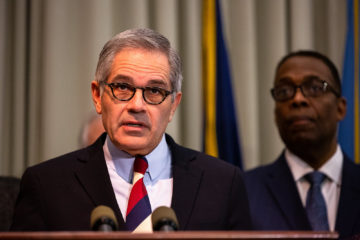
[125,156,152,232]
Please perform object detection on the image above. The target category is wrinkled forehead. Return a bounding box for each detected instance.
[111,48,171,83]
[113,47,169,67]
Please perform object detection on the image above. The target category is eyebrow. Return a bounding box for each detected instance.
[303,75,322,81]
[111,74,132,82]
[146,79,168,87]
[276,75,323,84]
[275,77,293,85]
[111,74,169,87]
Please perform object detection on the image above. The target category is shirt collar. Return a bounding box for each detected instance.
[103,134,172,185]
[285,144,343,185]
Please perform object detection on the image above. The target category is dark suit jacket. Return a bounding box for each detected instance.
[11,133,252,231]
[244,152,360,239]
[0,176,20,231]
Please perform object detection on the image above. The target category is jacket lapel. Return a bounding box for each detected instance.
[335,155,360,236]
[265,154,311,230]
[73,134,127,230]
[166,135,203,230]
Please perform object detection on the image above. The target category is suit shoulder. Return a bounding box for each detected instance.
[343,156,360,170]
[245,162,274,178]
[166,134,240,175]
[244,154,286,178]
[198,151,237,169]
[27,134,106,173]
[243,159,284,190]
[342,156,360,181]
[25,147,90,174]
[181,144,239,171]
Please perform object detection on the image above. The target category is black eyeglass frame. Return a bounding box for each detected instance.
[270,79,341,102]
[103,82,174,105]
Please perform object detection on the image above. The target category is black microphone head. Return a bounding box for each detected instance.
[152,206,179,231]
[90,205,118,231]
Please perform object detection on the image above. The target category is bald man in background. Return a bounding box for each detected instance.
[79,112,105,147]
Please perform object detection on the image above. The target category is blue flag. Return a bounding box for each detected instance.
[339,0,360,163]
[202,0,243,168]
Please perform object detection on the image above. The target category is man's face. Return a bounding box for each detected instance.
[91,48,182,156]
[273,56,346,150]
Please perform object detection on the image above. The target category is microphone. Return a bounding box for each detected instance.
[152,206,179,231]
[90,205,118,231]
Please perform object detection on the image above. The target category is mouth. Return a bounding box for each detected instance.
[286,115,314,128]
[121,120,148,129]
[124,123,143,127]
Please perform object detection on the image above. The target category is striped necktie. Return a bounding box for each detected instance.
[305,171,329,231]
[125,156,152,232]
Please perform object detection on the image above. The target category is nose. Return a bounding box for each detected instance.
[291,87,309,107]
[126,89,146,111]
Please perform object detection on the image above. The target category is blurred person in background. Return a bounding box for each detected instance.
[79,112,105,147]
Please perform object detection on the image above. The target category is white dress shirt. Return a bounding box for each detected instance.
[103,134,173,220]
[285,145,343,231]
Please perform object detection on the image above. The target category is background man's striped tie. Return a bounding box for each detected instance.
[125,156,152,232]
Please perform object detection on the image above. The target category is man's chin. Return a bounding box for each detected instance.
[287,123,315,132]
[281,126,316,140]
[116,139,153,156]
[283,134,317,147]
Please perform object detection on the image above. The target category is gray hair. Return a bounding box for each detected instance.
[94,28,182,94]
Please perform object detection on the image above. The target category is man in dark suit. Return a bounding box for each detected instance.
[245,50,360,239]
[11,28,252,231]
[0,176,20,231]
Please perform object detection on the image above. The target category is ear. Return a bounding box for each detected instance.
[91,80,102,114]
[168,92,182,122]
[336,96,347,121]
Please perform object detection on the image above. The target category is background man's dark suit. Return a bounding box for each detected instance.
[244,153,360,238]
[11,134,252,231]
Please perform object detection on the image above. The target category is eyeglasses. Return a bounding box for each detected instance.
[270,78,340,102]
[103,82,173,105]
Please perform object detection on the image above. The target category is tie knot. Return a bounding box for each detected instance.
[305,171,326,186]
[134,156,148,175]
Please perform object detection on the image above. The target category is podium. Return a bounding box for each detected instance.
[0,231,339,240]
